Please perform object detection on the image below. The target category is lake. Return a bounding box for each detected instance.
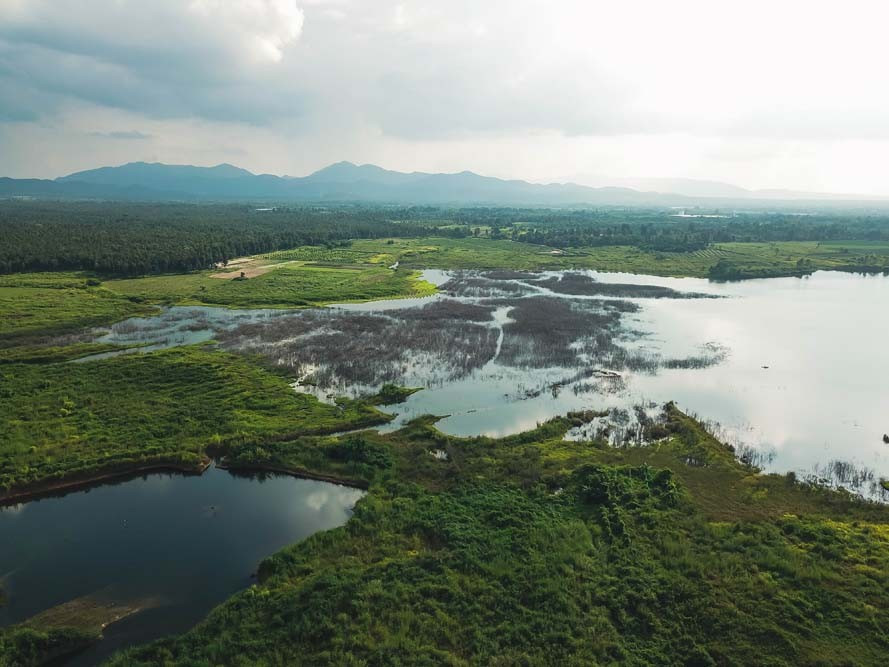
[0,467,364,665]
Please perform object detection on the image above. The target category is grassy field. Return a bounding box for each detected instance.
[0,273,155,343]
[71,405,889,667]
[107,264,435,308]
[0,347,394,496]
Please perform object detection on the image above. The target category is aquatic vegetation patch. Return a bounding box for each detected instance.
[218,305,501,390]
[531,272,717,299]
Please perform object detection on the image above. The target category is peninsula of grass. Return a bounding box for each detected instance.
[0,347,395,500]
[0,342,144,364]
[82,404,889,667]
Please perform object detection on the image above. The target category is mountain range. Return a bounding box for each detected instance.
[1,161,886,208]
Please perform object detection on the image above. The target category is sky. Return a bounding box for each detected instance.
[2,0,889,194]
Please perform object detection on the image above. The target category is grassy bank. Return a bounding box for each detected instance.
[0,594,163,666]
[0,347,394,498]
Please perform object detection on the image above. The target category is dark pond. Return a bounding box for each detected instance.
[0,467,364,665]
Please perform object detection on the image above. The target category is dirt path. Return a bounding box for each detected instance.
[211,259,300,279]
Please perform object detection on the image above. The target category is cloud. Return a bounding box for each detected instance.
[6,0,889,140]
[0,0,305,122]
[89,130,153,140]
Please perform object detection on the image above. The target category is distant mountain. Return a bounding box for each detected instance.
[7,161,671,205]
[611,177,751,199]
[60,161,253,187]
[573,174,889,202]
[2,161,887,207]
[304,161,430,186]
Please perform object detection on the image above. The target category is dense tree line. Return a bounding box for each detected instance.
[417,206,888,250]
[0,202,458,276]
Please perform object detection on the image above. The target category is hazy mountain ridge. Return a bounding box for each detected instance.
[1,161,887,207]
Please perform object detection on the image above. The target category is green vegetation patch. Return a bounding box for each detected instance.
[105,264,435,309]
[348,237,889,279]
[0,626,95,667]
[0,347,392,495]
[0,272,154,342]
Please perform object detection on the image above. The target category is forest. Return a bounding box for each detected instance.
[3,200,889,276]
[0,202,456,275]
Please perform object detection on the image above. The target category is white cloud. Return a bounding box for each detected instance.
[3,0,889,192]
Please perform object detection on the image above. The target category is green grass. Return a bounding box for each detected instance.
[0,273,155,342]
[0,347,393,495]
[344,237,889,278]
[3,237,889,664]
[106,265,435,308]
[103,407,889,666]
[0,626,94,667]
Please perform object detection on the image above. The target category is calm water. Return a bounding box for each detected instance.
[85,269,889,491]
[0,467,364,665]
[376,271,889,486]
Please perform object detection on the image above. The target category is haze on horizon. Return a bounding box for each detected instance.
[2,0,889,195]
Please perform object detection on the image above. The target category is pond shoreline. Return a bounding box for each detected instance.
[1,456,370,508]
[0,458,212,506]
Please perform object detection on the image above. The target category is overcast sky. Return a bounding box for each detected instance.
[2,0,889,193]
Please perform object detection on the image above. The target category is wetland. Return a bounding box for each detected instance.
[2,216,889,664]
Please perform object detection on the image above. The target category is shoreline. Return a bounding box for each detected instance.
[0,456,368,508]
[0,458,211,506]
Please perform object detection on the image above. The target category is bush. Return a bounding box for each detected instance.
[327,436,392,469]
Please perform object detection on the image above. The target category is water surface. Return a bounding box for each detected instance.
[0,467,364,665]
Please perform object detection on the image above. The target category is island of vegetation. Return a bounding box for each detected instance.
[1,200,888,665]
